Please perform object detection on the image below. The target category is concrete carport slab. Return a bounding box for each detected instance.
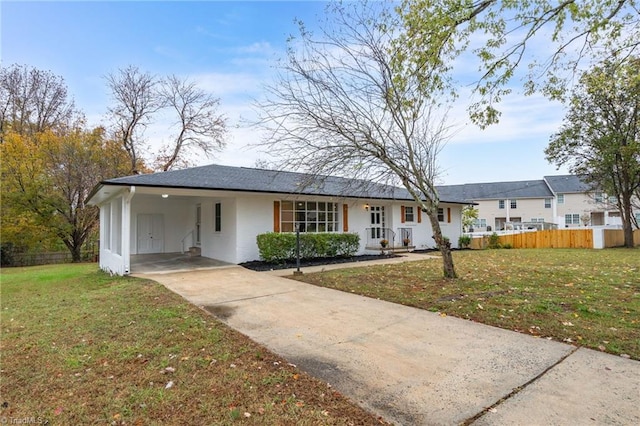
[137,266,640,425]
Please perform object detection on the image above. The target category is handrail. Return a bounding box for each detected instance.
[365,227,396,248]
[181,229,194,254]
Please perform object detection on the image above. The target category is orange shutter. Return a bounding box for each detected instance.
[343,204,349,232]
[447,207,451,223]
[273,201,280,232]
[417,207,422,223]
[401,206,406,223]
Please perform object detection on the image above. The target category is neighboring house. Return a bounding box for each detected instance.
[87,164,468,275]
[437,180,555,231]
[437,174,639,231]
[543,175,625,228]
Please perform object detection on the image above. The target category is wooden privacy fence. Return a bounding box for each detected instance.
[603,229,640,247]
[470,228,640,249]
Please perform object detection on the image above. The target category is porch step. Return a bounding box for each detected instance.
[188,246,201,257]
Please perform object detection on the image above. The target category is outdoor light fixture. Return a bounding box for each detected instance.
[162,194,169,198]
[365,203,370,211]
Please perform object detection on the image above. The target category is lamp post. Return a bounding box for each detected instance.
[294,223,302,276]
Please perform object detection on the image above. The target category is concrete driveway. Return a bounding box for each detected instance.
[137,265,640,425]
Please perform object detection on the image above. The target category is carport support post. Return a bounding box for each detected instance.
[294,224,303,276]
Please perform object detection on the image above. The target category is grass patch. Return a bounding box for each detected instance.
[292,249,640,360]
[0,263,386,425]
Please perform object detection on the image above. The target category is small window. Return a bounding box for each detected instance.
[557,194,564,204]
[531,218,544,223]
[437,208,445,222]
[594,192,603,203]
[404,206,415,222]
[608,195,617,204]
[498,200,505,209]
[565,213,580,225]
[196,204,202,244]
[544,198,552,208]
[510,200,517,209]
[214,202,221,232]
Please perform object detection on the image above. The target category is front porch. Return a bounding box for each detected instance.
[364,227,416,252]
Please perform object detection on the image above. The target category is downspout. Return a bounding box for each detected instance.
[122,186,135,274]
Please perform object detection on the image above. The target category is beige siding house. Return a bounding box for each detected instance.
[437,180,555,231]
[437,175,638,231]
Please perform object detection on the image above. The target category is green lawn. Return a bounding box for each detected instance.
[292,248,640,360]
[0,264,385,425]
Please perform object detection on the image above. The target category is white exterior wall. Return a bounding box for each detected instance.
[200,197,238,264]
[99,194,130,275]
[129,194,193,254]
[235,195,276,263]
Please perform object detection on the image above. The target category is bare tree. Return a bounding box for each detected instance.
[155,75,227,171]
[106,67,227,173]
[0,64,76,141]
[258,2,457,278]
[106,66,160,174]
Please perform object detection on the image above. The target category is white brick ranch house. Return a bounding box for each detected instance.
[87,164,469,275]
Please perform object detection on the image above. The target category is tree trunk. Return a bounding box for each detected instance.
[427,211,457,279]
[621,193,635,248]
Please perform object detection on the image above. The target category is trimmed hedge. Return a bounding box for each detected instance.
[256,232,360,262]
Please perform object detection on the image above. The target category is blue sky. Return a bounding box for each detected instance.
[1,0,569,184]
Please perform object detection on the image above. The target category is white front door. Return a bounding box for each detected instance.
[137,214,164,253]
[369,205,386,240]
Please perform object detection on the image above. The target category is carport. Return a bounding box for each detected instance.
[130,253,232,274]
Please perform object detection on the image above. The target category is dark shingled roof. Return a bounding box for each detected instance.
[97,164,470,204]
[436,179,553,201]
[544,175,592,193]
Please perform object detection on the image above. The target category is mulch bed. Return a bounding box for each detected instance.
[240,254,402,271]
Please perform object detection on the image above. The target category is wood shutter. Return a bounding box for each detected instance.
[447,207,451,223]
[417,207,422,223]
[400,206,406,223]
[273,201,280,232]
[343,204,349,232]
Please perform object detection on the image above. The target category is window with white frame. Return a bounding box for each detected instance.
[280,200,338,233]
[530,218,544,223]
[473,218,487,228]
[510,199,517,209]
[404,206,415,222]
[608,195,618,204]
[498,200,505,209]
[544,198,552,208]
[437,208,445,222]
[594,192,604,203]
[565,213,580,225]
[557,194,565,204]
[104,205,111,250]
